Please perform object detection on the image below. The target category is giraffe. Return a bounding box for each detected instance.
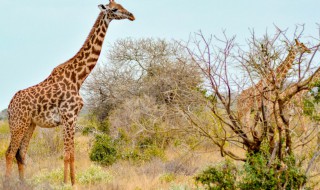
[237,39,311,126]
[4,0,134,186]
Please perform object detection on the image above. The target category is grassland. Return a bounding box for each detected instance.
[0,121,227,190]
[1,120,319,189]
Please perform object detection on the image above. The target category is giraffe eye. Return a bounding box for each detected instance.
[112,8,118,12]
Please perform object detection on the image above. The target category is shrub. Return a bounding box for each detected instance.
[194,160,237,190]
[31,168,64,185]
[159,173,176,183]
[28,128,63,157]
[82,126,93,135]
[238,153,307,190]
[0,121,10,157]
[30,165,112,189]
[90,134,118,166]
[194,153,308,190]
[0,121,10,134]
[77,165,113,185]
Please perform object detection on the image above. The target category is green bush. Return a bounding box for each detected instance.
[77,165,113,185]
[238,153,307,190]
[31,168,64,185]
[0,121,10,134]
[97,119,111,133]
[160,173,176,183]
[81,126,93,135]
[30,165,112,189]
[194,160,237,190]
[194,153,308,190]
[90,134,118,166]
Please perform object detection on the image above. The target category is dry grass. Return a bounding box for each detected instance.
[0,121,319,189]
[0,123,223,190]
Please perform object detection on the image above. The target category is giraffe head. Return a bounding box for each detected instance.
[294,39,311,54]
[98,0,135,22]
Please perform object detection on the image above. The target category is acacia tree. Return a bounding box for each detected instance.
[82,38,205,148]
[179,28,320,165]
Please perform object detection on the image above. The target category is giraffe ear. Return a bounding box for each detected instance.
[98,4,107,11]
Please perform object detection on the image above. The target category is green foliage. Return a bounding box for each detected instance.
[303,98,320,121]
[142,145,165,161]
[120,137,166,162]
[195,153,307,190]
[90,134,118,166]
[238,153,307,190]
[0,121,9,134]
[159,173,176,183]
[77,165,113,185]
[78,114,110,135]
[97,118,111,133]
[31,168,64,185]
[194,160,237,190]
[120,143,165,163]
[82,126,94,136]
[30,165,112,188]
[0,121,10,157]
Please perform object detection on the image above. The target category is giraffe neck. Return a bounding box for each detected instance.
[48,12,109,91]
[310,68,320,84]
[274,49,296,83]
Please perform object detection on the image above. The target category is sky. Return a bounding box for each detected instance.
[0,0,320,110]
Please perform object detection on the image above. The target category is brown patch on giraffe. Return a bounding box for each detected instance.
[84,43,91,51]
[70,72,77,83]
[84,52,90,59]
[102,26,106,33]
[94,38,103,47]
[78,69,87,81]
[90,35,96,43]
[91,46,100,56]
[88,64,95,71]
[65,70,71,78]
[76,67,82,73]
[87,58,98,63]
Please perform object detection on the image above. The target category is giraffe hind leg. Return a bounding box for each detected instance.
[16,123,36,182]
[5,121,30,184]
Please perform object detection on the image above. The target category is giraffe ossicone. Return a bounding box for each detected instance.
[4,0,134,187]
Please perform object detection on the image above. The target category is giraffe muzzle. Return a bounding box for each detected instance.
[128,13,135,21]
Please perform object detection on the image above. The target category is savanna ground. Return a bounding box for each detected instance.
[1,119,320,190]
[0,120,228,190]
[2,29,320,189]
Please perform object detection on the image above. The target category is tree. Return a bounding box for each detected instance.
[176,27,320,188]
[83,38,202,120]
[179,27,320,163]
[0,109,8,120]
[82,38,205,157]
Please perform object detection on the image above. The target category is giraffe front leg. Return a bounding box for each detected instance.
[61,95,83,185]
[62,116,77,185]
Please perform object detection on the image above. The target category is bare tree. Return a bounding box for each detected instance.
[179,27,320,163]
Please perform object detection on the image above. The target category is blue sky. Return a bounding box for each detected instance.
[0,0,319,110]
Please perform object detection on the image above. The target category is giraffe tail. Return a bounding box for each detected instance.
[15,148,24,165]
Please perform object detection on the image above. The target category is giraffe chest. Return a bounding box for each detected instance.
[32,105,61,128]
